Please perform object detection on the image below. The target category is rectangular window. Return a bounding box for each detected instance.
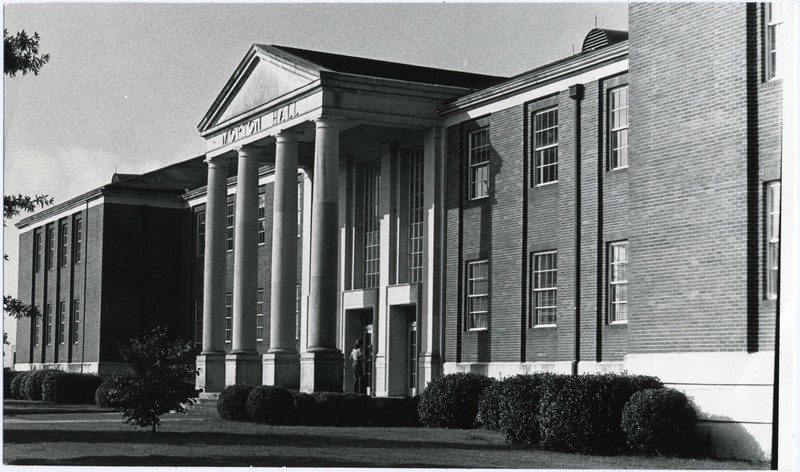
[72,300,80,344]
[46,226,55,270]
[408,149,424,283]
[225,293,233,343]
[533,108,559,186]
[258,193,266,244]
[467,260,489,330]
[33,307,40,346]
[58,301,66,345]
[609,241,629,323]
[73,216,82,264]
[767,3,782,80]
[45,304,53,345]
[533,251,558,326]
[34,230,42,273]
[609,86,629,170]
[296,283,301,341]
[195,210,206,258]
[193,298,203,345]
[363,161,381,289]
[226,202,235,252]
[767,182,781,299]
[469,128,490,199]
[256,289,264,342]
[59,222,68,267]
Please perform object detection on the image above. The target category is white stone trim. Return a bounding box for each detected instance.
[187,172,277,208]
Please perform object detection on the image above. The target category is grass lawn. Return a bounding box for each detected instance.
[3,406,768,469]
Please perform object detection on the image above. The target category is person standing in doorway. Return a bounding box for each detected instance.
[351,338,365,394]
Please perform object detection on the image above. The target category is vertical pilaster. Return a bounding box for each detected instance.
[226,145,262,386]
[375,143,396,397]
[301,116,344,392]
[197,155,231,393]
[264,131,301,389]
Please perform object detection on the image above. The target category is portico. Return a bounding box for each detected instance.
[194,44,501,393]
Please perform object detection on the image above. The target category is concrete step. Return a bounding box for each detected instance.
[189,392,219,413]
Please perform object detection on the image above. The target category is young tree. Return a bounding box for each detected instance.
[4,29,50,77]
[107,327,201,432]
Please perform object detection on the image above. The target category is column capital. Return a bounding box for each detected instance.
[314,115,345,129]
[275,129,303,144]
[205,154,232,168]
[234,144,262,159]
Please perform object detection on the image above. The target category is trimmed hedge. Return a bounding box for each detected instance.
[4,369,23,399]
[217,384,255,421]
[538,373,663,454]
[621,388,698,456]
[418,372,493,429]
[373,396,420,427]
[292,391,317,425]
[246,386,295,424]
[312,391,374,426]
[498,373,561,445]
[42,372,104,404]
[10,371,30,399]
[95,378,121,408]
[21,369,65,401]
[477,378,503,431]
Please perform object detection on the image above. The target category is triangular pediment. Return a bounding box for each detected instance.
[199,45,321,133]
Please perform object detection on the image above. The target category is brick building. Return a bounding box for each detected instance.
[14,3,793,461]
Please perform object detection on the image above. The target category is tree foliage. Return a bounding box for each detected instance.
[105,327,201,432]
[4,29,50,77]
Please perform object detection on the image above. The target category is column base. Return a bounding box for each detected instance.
[262,352,300,390]
[225,352,262,386]
[300,350,344,393]
[196,354,226,393]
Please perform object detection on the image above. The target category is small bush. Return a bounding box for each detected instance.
[418,372,493,429]
[310,392,373,426]
[4,369,22,398]
[22,369,64,401]
[217,384,255,421]
[95,378,121,408]
[621,388,698,456]
[292,391,317,425]
[371,396,419,427]
[477,378,503,431]
[538,373,663,454]
[42,372,104,404]
[246,386,295,424]
[10,371,29,399]
[497,373,558,445]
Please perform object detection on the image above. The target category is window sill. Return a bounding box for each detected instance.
[467,328,488,332]
[533,181,558,189]
[608,165,629,173]
[467,195,490,203]
[609,321,628,326]
[533,324,557,329]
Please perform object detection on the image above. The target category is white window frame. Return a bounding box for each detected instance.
[468,128,490,200]
[226,201,235,252]
[467,260,489,331]
[34,230,42,273]
[608,86,629,171]
[59,221,68,267]
[609,241,629,324]
[258,192,266,245]
[45,304,53,345]
[193,297,203,346]
[195,210,206,258]
[47,225,55,271]
[58,301,66,345]
[766,3,783,80]
[767,181,781,299]
[72,299,80,345]
[533,251,558,327]
[225,293,233,343]
[408,148,424,283]
[363,160,381,289]
[533,107,559,186]
[256,289,265,342]
[73,216,83,264]
[33,307,40,346]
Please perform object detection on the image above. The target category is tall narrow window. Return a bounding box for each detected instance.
[33,307,40,346]
[533,251,558,326]
[58,301,66,344]
[408,149,424,283]
[72,300,81,344]
[609,86,629,170]
[226,202,235,251]
[256,289,264,342]
[34,230,42,273]
[767,182,781,299]
[533,108,559,186]
[467,260,489,330]
[258,193,266,244]
[469,128,490,199]
[195,210,206,258]
[45,304,53,345]
[225,293,233,343]
[73,216,83,264]
[609,241,629,323]
[193,298,203,345]
[363,161,381,289]
[59,222,68,267]
[296,283,302,342]
[767,3,783,80]
[46,226,55,270]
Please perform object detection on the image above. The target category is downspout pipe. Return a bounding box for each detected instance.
[570,83,584,377]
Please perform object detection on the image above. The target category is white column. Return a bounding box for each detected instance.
[196,155,230,393]
[263,131,300,389]
[301,116,344,392]
[226,145,262,386]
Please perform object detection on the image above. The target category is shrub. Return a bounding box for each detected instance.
[292,391,317,425]
[497,373,558,445]
[621,388,698,456]
[538,373,663,454]
[218,384,256,421]
[4,368,22,398]
[10,370,29,399]
[95,378,121,408]
[22,369,64,401]
[246,386,295,424]
[310,392,373,426]
[418,372,493,429]
[371,396,419,427]
[42,372,104,404]
[477,378,503,431]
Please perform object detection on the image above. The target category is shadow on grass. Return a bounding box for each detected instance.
[4,428,512,453]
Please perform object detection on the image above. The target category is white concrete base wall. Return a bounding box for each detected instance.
[13,362,128,376]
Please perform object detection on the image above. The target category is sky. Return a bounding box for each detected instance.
[1,2,629,350]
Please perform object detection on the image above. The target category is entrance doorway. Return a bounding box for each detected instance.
[345,308,374,395]
[406,319,417,396]
[362,322,373,395]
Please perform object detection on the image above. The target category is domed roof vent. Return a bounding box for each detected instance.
[582,28,629,53]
